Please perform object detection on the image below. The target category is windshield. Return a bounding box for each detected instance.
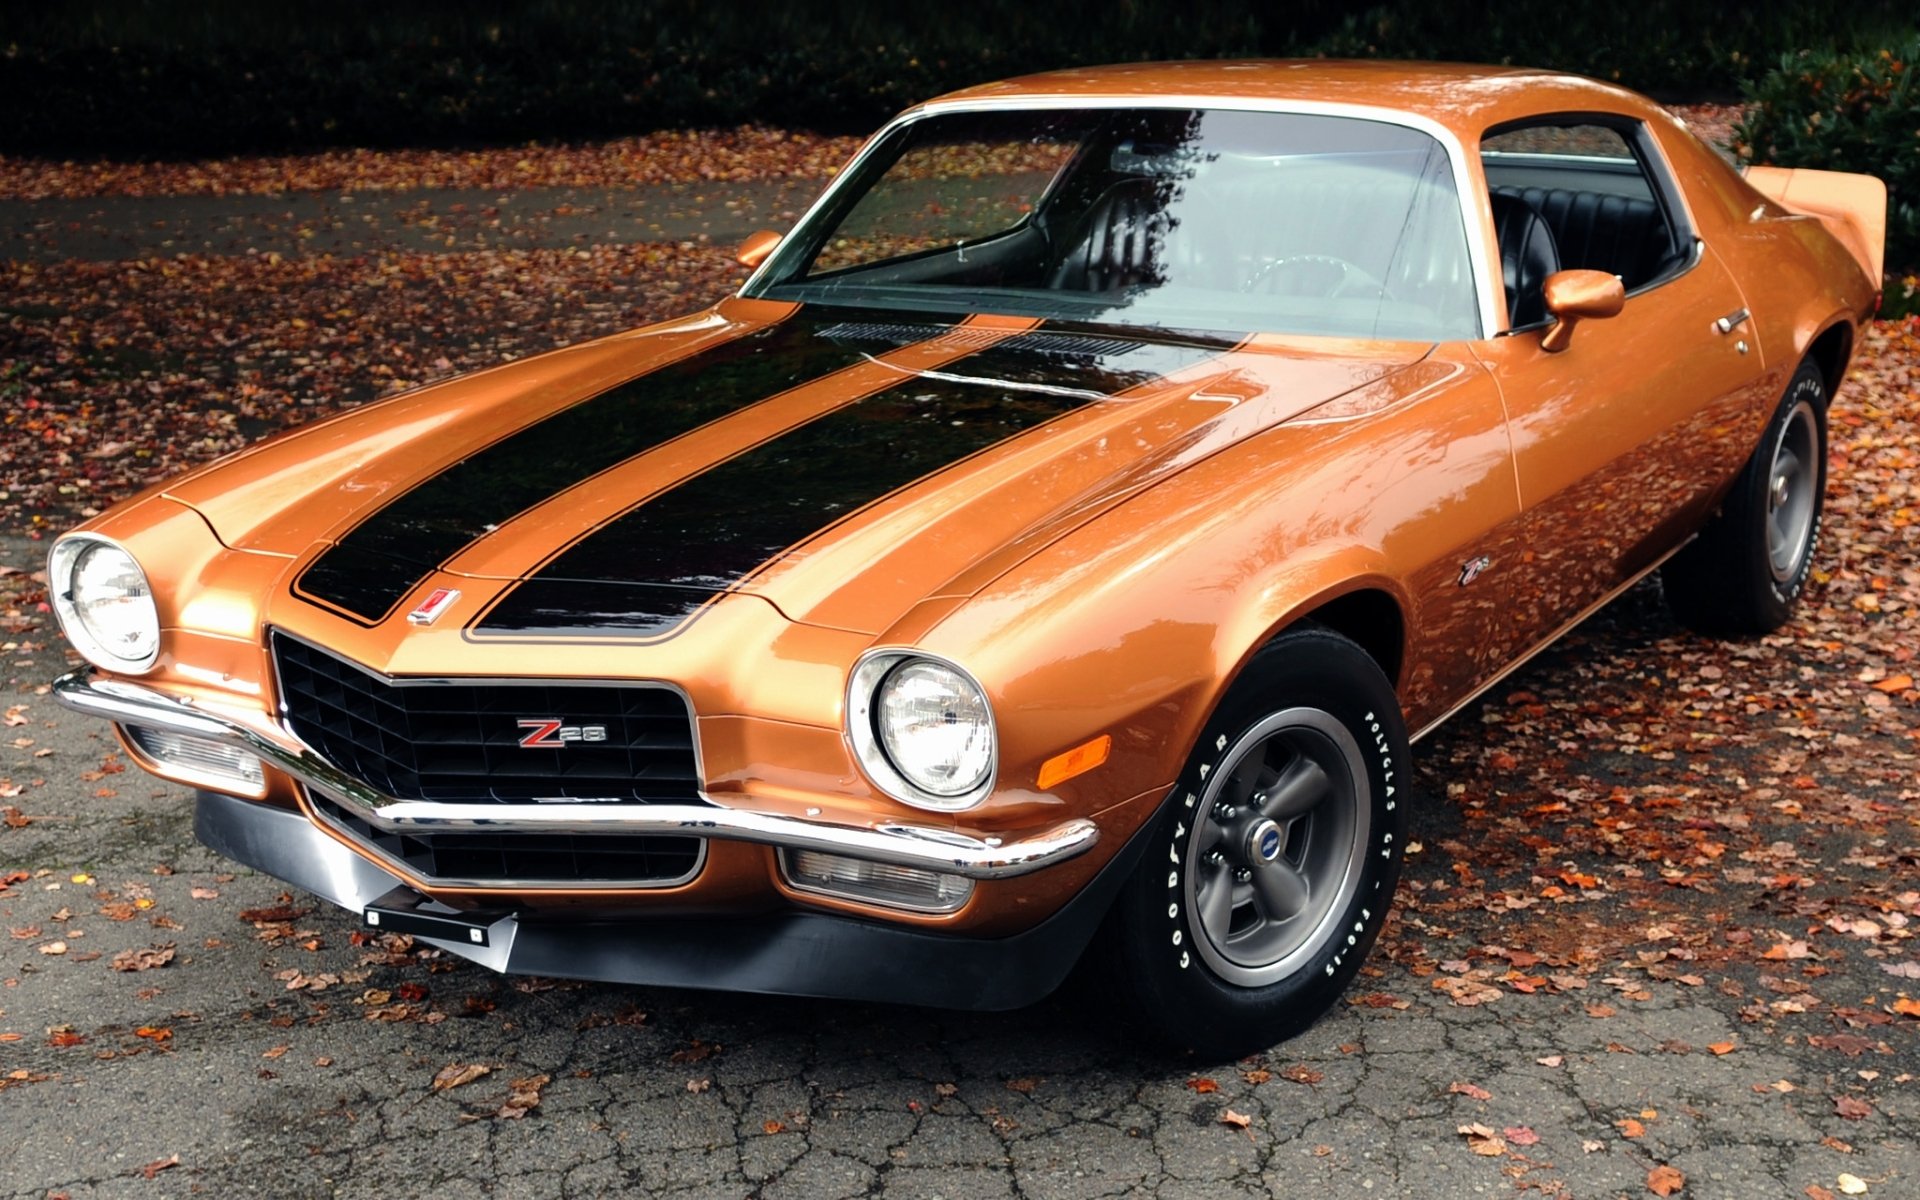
[748,107,1480,341]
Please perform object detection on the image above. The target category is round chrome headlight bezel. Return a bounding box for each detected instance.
[846,650,996,811]
[48,534,161,673]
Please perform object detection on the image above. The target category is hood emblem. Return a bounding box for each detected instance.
[406,588,461,625]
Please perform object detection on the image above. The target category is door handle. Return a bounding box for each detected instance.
[1714,307,1750,334]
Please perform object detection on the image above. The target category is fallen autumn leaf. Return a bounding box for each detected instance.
[109,944,175,972]
[431,1062,492,1092]
[137,1154,181,1181]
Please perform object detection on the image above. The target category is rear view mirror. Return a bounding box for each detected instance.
[1539,269,1625,352]
[736,230,782,269]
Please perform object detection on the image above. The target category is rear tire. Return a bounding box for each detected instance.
[1099,627,1407,1061]
[1663,359,1827,635]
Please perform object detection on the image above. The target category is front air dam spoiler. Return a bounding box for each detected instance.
[193,789,1155,1011]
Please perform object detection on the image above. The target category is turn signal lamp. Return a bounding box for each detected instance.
[1037,734,1111,791]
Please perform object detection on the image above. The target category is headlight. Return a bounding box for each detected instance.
[49,535,160,672]
[847,651,995,810]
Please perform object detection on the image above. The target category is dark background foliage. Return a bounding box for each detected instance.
[2,1,1913,275]
[1737,39,1919,277]
[0,0,1912,156]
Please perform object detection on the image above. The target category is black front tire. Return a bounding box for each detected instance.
[1663,359,1828,636]
[1098,627,1408,1062]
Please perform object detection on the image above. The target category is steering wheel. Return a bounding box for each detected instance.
[1242,254,1390,300]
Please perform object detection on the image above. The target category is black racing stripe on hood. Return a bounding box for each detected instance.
[472,329,1229,640]
[296,307,947,624]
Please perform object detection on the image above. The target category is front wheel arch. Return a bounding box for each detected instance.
[1092,624,1411,1060]
[1295,586,1407,688]
[1212,565,1414,709]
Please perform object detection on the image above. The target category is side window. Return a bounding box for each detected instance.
[1484,124,1638,165]
[1480,119,1691,308]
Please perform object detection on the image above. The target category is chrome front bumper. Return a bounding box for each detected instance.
[187,787,1143,1010]
[52,668,1098,880]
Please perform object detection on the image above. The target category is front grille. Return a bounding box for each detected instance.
[272,632,703,805]
[310,795,703,886]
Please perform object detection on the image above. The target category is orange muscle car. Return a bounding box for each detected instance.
[50,62,1884,1058]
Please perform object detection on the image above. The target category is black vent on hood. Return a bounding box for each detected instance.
[271,632,703,805]
[819,321,1147,358]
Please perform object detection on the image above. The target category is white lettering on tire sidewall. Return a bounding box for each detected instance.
[1767,374,1825,608]
[1164,703,1401,989]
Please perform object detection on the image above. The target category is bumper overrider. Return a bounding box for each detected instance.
[53,669,1132,1009]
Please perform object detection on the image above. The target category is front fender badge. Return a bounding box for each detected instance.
[1457,557,1492,587]
[407,587,461,625]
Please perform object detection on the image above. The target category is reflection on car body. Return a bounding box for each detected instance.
[49,61,1884,1059]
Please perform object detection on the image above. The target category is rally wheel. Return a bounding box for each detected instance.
[1664,358,1828,635]
[1100,626,1408,1061]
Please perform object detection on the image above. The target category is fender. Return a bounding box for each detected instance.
[1219,558,1412,693]
[921,367,1512,820]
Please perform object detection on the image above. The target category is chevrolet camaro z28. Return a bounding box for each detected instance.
[50,63,1884,1058]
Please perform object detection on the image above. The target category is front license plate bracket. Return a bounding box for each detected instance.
[364,885,506,947]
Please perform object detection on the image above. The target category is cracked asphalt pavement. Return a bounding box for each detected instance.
[3,167,1918,1196]
[2,527,1914,1199]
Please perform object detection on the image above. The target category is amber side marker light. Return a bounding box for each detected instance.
[1037,735,1112,791]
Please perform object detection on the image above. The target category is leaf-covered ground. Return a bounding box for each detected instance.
[0,246,750,535]
[2,107,1917,1198]
[0,126,864,200]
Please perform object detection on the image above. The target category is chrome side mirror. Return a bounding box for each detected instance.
[736,229,782,269]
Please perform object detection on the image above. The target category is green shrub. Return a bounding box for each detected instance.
[1311,3,1909,100]
[1883,278,1920,319]
[0,0,1279,154]
[1737,40,1920,272]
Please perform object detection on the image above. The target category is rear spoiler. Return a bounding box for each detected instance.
[1742,165,1887,290]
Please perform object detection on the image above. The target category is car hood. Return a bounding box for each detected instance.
[169,298,1430,638]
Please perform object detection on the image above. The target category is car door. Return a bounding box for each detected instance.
[1469,117,1768,655]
